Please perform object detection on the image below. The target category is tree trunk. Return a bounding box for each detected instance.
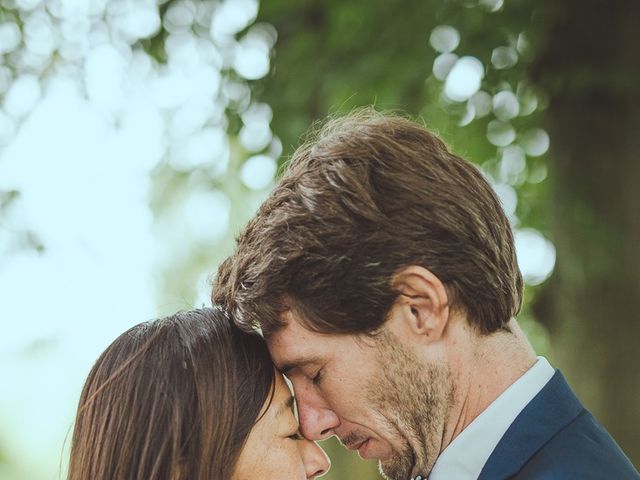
[533,0,640,466]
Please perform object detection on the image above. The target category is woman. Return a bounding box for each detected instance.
[67,307,330,479]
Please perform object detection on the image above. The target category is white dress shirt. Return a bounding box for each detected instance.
[428,357,556,480]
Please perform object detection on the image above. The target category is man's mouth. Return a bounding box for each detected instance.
[344,437,368,451]
[344,438,373,458]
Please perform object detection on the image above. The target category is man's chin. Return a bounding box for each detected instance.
[378,454,414,480]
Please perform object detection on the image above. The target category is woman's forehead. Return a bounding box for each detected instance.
[254,373,297,429]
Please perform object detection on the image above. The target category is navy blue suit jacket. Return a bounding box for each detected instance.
[478,370,639,479]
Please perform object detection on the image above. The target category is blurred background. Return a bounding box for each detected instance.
[0,0,638,478]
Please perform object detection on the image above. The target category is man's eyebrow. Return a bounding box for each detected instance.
[278,356,321,375]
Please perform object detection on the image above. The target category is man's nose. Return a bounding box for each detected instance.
[296,389,340,441]
[301,439,331,479]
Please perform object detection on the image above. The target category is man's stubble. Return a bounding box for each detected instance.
[367,330,455,480]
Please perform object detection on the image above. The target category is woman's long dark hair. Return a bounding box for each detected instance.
[67,307,275,480]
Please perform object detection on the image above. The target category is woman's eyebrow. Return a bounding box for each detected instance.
[277,395,296,418]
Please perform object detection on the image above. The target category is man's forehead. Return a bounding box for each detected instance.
[266,310,313,345]
[265,326,305,358]
[265,312,323,371]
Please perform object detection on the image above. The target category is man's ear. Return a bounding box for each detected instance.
[389,265,450,342]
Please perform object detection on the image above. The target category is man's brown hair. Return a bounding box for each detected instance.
[213,108,523,336]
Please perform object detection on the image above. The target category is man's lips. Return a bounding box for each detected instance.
[346,439,368,451]
[357,439,373,458]
[344,438,373,458]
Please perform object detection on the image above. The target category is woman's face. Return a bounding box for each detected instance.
[232,373,330,480]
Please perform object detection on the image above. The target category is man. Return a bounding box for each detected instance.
[213,109,639,479]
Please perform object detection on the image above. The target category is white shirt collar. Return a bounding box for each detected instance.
[428,356,555,480]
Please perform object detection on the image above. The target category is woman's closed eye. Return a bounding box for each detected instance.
[288,430,303,441]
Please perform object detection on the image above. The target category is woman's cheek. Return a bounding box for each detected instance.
[266,441,307,479]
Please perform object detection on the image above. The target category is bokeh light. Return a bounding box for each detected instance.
[0,0,277,478]
[444,56,484,102]
[429,25,460,54]
[499,145,527,185]
[520,128,550,156]
[487,119,516,146]
[492,90,520,121]
[241,154,277,190]
[468,90,492,118]
[515,228,556,285]
[491,46,518,70]
[432,52,458,81]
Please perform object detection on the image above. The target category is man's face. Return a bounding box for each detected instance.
[266,311,455,480]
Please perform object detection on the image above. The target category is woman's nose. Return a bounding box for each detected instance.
[301,439,330,479]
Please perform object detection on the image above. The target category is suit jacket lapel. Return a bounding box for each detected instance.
[478,371,584,480]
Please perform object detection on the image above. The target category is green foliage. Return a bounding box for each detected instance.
[256,0,552,233]
[256,0,437,150]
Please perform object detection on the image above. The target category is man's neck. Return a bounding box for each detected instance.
[442,319,538,451]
